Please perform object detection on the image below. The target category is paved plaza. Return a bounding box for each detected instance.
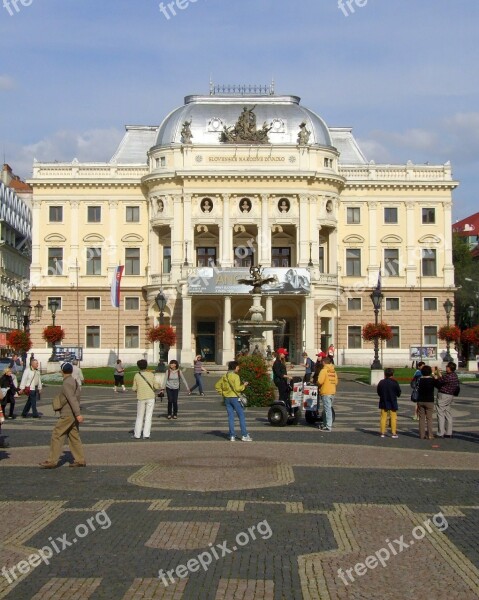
[1,374,478,600]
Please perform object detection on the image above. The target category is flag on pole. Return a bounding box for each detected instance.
[111,265,124,308]
[376,264,382,291]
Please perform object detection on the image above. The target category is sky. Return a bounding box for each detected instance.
[1,0,478,220]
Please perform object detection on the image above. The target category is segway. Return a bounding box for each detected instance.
[268,377,302,427]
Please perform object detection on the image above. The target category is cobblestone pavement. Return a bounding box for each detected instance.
[1,376,478,599]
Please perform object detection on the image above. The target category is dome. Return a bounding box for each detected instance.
[154,94,333,148]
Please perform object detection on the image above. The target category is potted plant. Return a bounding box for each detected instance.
[42,326,65,344]
[6,330,32,354]
[146,325,177,347]
[362,322,393,342]
[438,325,462,343]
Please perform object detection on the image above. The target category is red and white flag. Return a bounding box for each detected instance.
[111,266,124,308]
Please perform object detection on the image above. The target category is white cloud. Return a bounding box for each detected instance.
[0,75,15,91]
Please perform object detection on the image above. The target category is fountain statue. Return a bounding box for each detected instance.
[231,265,285,356]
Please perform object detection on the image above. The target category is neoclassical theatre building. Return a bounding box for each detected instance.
[28,88,457,367]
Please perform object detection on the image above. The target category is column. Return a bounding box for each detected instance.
[443,201,454,286]
[171,194,183,269]
[222,296,234,363]
[181,288,193,365]
[405,201,417,286]
[183,193,192,258]
[260,194,271,265]
[367,201,378,286]
[222,194,232,267]
[265,295,274,348]
[298,194,309,267]
[303,296,315,354]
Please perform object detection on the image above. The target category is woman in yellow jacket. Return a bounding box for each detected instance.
[215,361,252,442]
[317,357,338,432]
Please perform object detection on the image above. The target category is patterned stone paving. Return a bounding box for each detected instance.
[1,379,478,599]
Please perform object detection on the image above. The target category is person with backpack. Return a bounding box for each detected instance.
[215,361,252,442]
[410,361,425,421]
[163,360,190,420]
[434,361,460,438]
[302,352,314,383]
[377,368,402,438]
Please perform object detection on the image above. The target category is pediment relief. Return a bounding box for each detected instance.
[83,234,105,243]
[44,233,66,243]
[381,234,403,244]
[418,234,441,245]
[343,234,365,244]
[121,234,144,243]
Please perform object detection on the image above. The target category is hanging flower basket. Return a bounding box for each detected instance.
[146,325,176,346]
[6,330,32,353]
[461,326,479,346]
[438,325,461,343]
[42,326,65,344]
[362,322,393,341]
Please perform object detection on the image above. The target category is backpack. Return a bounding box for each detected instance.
[306,358,314,371]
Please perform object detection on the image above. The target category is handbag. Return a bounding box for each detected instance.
[226,375,248,408]
[410,379,420,402]
[52,393,67,412]
[23,386,31,395]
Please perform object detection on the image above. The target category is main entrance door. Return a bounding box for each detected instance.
[196,321,216,363]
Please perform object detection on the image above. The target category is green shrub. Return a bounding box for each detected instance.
[238,354,276,407]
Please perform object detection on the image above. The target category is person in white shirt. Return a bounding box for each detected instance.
[71,360,84,388]
[20,359,43,418]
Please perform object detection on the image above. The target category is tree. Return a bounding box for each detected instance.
[6,330,32,353]
[453,233,477,328]
[238,354,276,407]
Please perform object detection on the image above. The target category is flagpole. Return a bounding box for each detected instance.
[117,264,121,360]
[76,259,80,363]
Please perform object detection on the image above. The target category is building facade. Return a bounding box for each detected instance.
[28,90,458,366]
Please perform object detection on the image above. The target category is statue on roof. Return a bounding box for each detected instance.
[181,120,193,144]
[297,122,311,146]
[220,107,271,144]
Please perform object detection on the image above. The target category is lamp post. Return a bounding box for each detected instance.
[155,291,167,362]
[48,299,59,361]
[370,288,383,370]
[183,241,189,267]
[8,296,43,366]
[308,242,313,267]
[443,298,453,362]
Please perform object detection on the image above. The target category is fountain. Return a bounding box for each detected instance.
[230,266,286,355]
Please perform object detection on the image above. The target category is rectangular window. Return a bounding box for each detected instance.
[384,248,400,276]
[424,298,438,311]
[385,298,400,310]
[49,206,63,222]
[234,246,254,268]
[422,249,437,277]
[384,207,398,224]
[348,298,362,311]
[272,247,291,268]
[125,248,140,275]
[348,326,362,349]
[86,326,100,348]
[387,326,400,348]
[160,156,166,167]
[87,206,101,223]
[125,297,139,310]
[424,326,437,345]
[318,247,324,272]
[163,246,171,274]
[86,247,102,275]
[47,297,62,312]
[48,248,63,275]
[347,207,360,224]
[125,325,139,349]
[422,208,435,224]
[86,297,100,310]
[197,247,217,268]
[346,248,361,276]
[126,206,140,222]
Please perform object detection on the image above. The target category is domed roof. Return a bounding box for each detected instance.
[154,94,333,148]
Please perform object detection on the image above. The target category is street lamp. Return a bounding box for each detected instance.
[155,291,167,362]
[8,296,44,366]
[308,242,313,267]
[370,287,383,370]
[48,299,60,361]
[443,298,453,362]
[467,304,475,361]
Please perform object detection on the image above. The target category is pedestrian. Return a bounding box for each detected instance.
[131,359,160,439]
[113,359,126,393]
[302,352,314,384]
[434,361,460,438]
[39,362,85,468]
[71,359,84,388]
[20,359,42,418]
[188,355,209,396]
[215,361,252,442]
[377,368,402,438]
[154,360,167,402]
[311,352,326,385]
[327,344,335,365]
[164,359,190,420]
[410,361,425,420]
[415,365,437,440]
[317,356,338,431]
[0,367,17,419]
[272,348,291,413]
[8,353,22,388]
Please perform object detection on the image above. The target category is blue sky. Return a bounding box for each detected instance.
[1,0,478,219]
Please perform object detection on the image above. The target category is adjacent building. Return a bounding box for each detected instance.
[27,88,458,366]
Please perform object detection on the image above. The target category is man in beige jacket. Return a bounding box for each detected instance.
[39,363,85,469]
